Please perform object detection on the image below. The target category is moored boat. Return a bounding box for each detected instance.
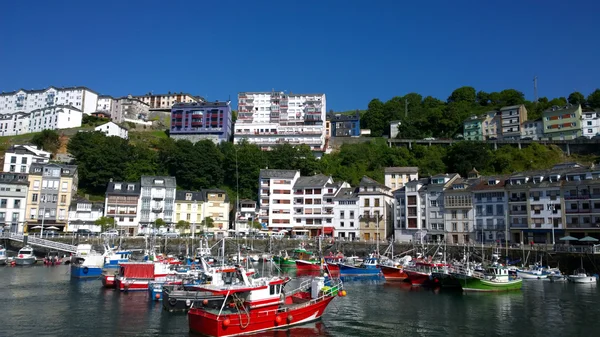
[14,246,36,266]
[516,264,550,280]
[188,266,345,337]
[404,261,446,286]
[567,257,598,284]
[338,257,381,277]
[115,262,173,291]
[0,245,7,265]
[274,248,316,268]
[295,259,321,271]
[71,244,106,279]
[455,265,522,292]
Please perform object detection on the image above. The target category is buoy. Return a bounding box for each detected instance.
[223,318,231,327]
[339,290,347,297]
[203,299,209,306]
[275,316,282,324]
[155,293,160,300]
[287,314,293,323]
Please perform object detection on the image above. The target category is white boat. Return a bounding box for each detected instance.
[516,264,549,279]
[15,246,37,265]
[0,245,7,265]
[567,258,598,284]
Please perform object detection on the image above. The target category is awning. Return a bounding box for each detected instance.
[520,229,565,233]
[322,227,334,234]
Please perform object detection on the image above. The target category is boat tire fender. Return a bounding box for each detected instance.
[83,267,89,274]
[169,297,177,306]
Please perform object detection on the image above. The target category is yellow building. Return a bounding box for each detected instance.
[25,163,78,232]
[203,189,230,238]
[174,190,203,235]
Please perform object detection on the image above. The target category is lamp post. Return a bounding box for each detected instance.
[40,207,46,237]
[548,203,556,245]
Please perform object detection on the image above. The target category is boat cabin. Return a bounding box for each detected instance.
[291,249,313,260]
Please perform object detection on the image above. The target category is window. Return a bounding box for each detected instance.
[340,221,345,227]
[451,210,457,219]
[476,205,483,216]
[60,195,66,204]
[364,198,370,207]
[30,208,36,219]
[462,210,468,218]
[61,182,68,191]
[486,205,493,215]
[375,198,380,207]
[430,200,438,207]
[20,165,26,173]
[349,211,354,218]
[496,205,504,215]
[350,221,354,227]
[463,222,468,231]
[452,222,457,231]
[32,193,38,202]
[0,199,6,208]
[13,200,20,208]
[340,211,345,219]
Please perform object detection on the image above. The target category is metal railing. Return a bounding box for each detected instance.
[3,232,77,253]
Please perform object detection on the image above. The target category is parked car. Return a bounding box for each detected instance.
[521,137,533,141]
[423,137,436,141]
[77,229,96,236]
[100,229,119,237]
[159,232,179,238]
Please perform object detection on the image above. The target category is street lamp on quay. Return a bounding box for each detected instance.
[547,203,556,245]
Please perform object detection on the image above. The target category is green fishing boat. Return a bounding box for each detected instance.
[453,265,522,292]
[273,248,316,268]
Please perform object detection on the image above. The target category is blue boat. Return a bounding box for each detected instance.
[338,257,381,276]
[71,264,103,278]
[104,248,133,269]
[70,244,106,279]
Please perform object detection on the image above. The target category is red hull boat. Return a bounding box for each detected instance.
[188,266,345,337]
[379,265,408,282]
[295,260,321,271]
[404,262,447,286]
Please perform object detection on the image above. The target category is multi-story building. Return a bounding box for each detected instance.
[562,169,600,239]
[472,177,508,243]
[463,115,485,140]
[357,176,393,241]
[170,101,232,144]
[112,95,150,124]
[581,109,600,138]
[0,172,29,233]
[235,91,327,151]
[481,110,501,140]
[105,181,142,235]
[28,105,83,133]
[326,111,361,137]
[521,119,544,140]
[443,174,478,245]
[333,187,359,240]
[389,120,402,139]
[96,95,116,116]
[499,104,528,140]
[3,145,50,173]
[202,189,230,238]
[140,176,176,229]
[0,112,30,136]
[0,86,98,115]
[542,104,582,140]
[68,197,104,233]
[134,92,202,110]
[25,163,78,232]
[174,190,203,235]
[258,169,300,229]
[292,174,335,237]
[393,179,424,242]
[94,121,129,139]
[384,167,419,191]
[234,199,258,234]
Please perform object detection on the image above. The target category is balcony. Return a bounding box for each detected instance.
[510,223,528,228]
[510,209,527,215]
[152,207,163,213]
[566,223,600,229]
[509,197,527,202]
[152,194,165,200]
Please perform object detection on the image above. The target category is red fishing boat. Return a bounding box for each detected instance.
[404,261,447,286]
[379,264,408,282]
[295,259,321,271]
[114,262,173,291]
[188,266,346,337]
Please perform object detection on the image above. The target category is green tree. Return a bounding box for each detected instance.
[176,220,190,233]
[95,216,115,232]
[251,221,263,231]
[155,218,166,228]
[568,91,586,105]
[447,86,476,104]
[498,89,525,106]
[203,217,214,229]
[445,141,492,176]
[587,89,600,108]
[362,99,386,136]
[476,91,490,106]
[31,130,61,153]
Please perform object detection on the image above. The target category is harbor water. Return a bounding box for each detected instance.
[0,265,599,337]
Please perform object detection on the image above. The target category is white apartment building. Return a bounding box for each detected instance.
[140,176,176,228]
[105,181,142,235]
[235,92,327,151]
[472,178,508,243]
[0,173,29,233]
[0,112,30,136]
[28,105,83,133]
[333,187,360,240]
[0,86,98,115]
[581,110,600,138]
[234,199,258,234]
[134,92,202,110]
[3,145,51,173]
[258,169,300,229]
[521,119,544,140]
[384,167,419,191]
[68,198,104,233]
[292,174,335,236]
[96,95,116,114]
[95,121,129,139]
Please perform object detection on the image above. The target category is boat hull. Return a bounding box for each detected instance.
[116,279,152,291]
[14,257,36,266]
[460,277,523,292]
[163,286,225,312]
[103,274,116,288]
[0,258,7,265]
[71,265,103,278]
[568,275,598,284]
[338,264,380,277]
[404,270,431,286]
[295,260,320,271]
[188,296,334,337]
[517,270,548,280]
[380,265,408,282]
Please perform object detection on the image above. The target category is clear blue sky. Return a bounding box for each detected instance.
[0,0,598,111]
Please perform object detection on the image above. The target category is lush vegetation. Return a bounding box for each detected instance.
[81,114,110,127]
[361,86,600,139]
[67,131,574,201]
